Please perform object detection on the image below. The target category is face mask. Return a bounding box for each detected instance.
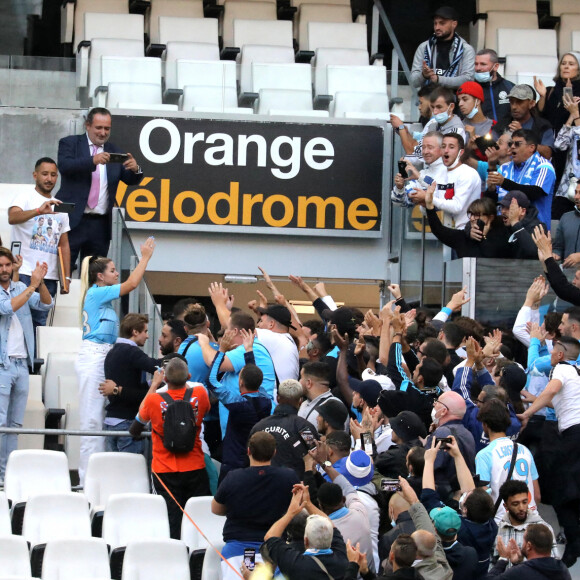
[306,341,315,353]
[474,71,491,83]
[447,150,463,169]
[431,407,440,425]
[413,131,423,141]
[391,519,397,528]
[434,108,450,125]
[465,105,479,119]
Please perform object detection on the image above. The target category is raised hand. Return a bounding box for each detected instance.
[208,281,229,306]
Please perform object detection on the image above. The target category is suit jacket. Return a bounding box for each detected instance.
[56,134,142,230]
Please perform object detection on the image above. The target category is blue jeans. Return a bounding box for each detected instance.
[18,275,58,328]
[104,419,144,454]
[0,358,29,478]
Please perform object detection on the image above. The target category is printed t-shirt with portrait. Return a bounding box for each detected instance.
[139,384,210,473]
[9,189,71,280]
[82,284,121,344]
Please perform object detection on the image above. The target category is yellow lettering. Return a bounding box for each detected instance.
[116,176,153,207]
[159,179,170,222]
[207,182,239,225]
[296,196,344,228]
[263,194,294,227]
[173,190,205,224]
[347,198,378,231]
[125,188,156,222]
[242,193,264,225]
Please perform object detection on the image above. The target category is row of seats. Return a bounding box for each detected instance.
[0,536,192,580]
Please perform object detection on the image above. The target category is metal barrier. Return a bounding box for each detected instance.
[0,427,150,437]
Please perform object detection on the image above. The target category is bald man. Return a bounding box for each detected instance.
[379,493,416,565]
[411,529,452,580]
[425,391,476,497]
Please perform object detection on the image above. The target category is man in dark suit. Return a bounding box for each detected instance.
[56,107,143,270]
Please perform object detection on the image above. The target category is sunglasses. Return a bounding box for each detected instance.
[508,140,525,149]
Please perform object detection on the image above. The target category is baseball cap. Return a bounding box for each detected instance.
[339,449,374,487]
[501,363,527,393]
[390,411,427,442]
[434,5,458,20]
[317,399,349,430]
[457,81,484,102]
[257,304,295,330]
[361,368,395,390]
[351,379,383,407]
[430,506,462,536]
[498,191,530,209]
[507,84,535,101]
[322,306,358,338]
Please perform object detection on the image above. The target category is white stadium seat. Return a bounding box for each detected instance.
[147,0,204,46]
[176,60,237,110]
[335,93,390,119]
[159,16,219,46]
[557,14,580,56]
[200,546,223,580]
[470,11,538,53]
[252,63,312,92]
[550,0,580,16]
[256,89,314,114]
[233,19,293,51]
[222,3,277,50]
[292,0,350,6]
[19,375,45,451]
[0,491,11,535]
[476,0,536,10]
[305,22,366,52]
[42,352,77,410]
[164,42,220,92]
[41,538,110,580]
[180,496,225,551]
[504,55,559,80]
[121,540,189,580]
[0,536,32,577]
[5,450,71,506]
[297,4,352,51]
[58,376,81,471]
[84,453,150,514]
[240,45,295,95]
[36,327,82,366]
[573,31,580,52]
[313,47,369,97]
[22,492,91,549]
[181,86,240,112]
[106,82,163,108]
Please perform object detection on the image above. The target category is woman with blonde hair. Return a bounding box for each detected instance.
[76,237,155,483]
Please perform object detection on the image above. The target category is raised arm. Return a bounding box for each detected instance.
[119,237,155,297]
[208,282,232,329]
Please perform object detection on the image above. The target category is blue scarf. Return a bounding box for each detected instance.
[329,506,349,520]
[424,33,464,79]
[304,548,333,556]
[498,151,544,200]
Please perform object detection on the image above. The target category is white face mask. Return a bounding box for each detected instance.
[431,407,440,425]
[448,150,463,169]
[465,102,479,119]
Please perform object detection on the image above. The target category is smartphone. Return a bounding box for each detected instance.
[474,136,498,156]
[381,478,402,492]
[435,437,452,449]
[243,548,256,571]
[108,153,129,163]
[56,202,75,214]
[298,426,317,453]
[397,160,408,178]
[10,241,21,255]
[361,432,373,455]
[564,86,573,100]
[476,219,485,231]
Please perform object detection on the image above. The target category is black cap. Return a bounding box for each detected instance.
[501,363,527,393]
[377,390,408,419]
[322,306,358,338]
[351,379,383,407]
[390,411,427,442]
[434,5,458,20]
[257,304,295,330]
[318,399,349,430]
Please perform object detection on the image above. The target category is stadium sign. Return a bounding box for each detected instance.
[112,115,385,237]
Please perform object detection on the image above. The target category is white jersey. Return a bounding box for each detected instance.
[255,328,299,381]
[432,163,481,229]
[550,363,580,432]
[476,437,538,523]
[10,189,70,280]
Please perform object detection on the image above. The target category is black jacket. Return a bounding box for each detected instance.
[507,206,547,259]
[104,342,160,420]
[375,439,422,479]
[426,209,511,258]
[249,403,319,478]
[486,556,571,579]
[444,541,479,580]
[378,511,416,563]
[345,562,424,580]
[479,74,514,123]
[544,256,580,305]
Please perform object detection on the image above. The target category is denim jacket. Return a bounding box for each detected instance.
[0,281,53,369]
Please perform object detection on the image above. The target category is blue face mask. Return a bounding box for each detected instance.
[466,106,479,119]
[413,131,423,141]
[434,108,450,125]
[474,71,491,83]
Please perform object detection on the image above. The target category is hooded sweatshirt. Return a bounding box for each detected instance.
[486,556,571,579]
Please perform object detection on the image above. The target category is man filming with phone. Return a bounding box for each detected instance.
[8,157,71,329]
[56,107,143,271]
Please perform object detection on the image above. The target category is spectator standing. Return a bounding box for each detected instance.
[474,49,515,123]
[250,378,318,478]
[212,432,299,579]
[56,107,143,270]
[99,313,159,454]
[158,319,187,356]
[298,361,344,427]
[130,358,210,538]
[488,129,556,228]
[76,238,155,484]
[0,251,52,479]
[457,81,494,137]
[411,6,475,90]
[317,398,349,437]
[8,157,70,329]
[492,85,554,160]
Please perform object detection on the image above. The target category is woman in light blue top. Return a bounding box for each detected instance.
[76,237,155,484]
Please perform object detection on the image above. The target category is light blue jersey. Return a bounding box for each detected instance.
[81,284,121,344]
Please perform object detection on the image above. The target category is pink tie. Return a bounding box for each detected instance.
[87,144,100,209]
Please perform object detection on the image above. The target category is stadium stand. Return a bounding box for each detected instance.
[41,538,111,580]
[0,536,33,578]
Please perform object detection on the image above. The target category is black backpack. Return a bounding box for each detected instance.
[158,389,197,453]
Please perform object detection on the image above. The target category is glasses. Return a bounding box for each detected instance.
[508,140,525,149]
[467,212,481,219]
[434,399,449,411]
[476,397,486,405]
